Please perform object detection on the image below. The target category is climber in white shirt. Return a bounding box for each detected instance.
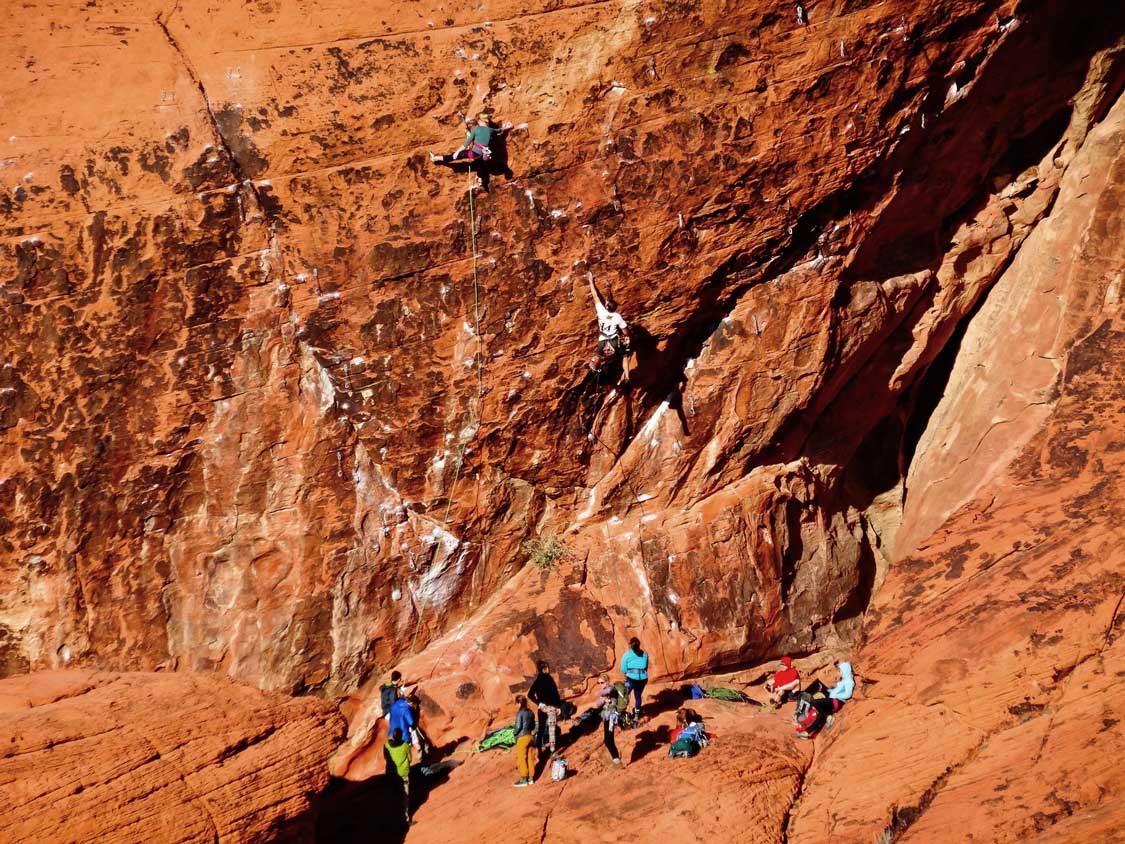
[587,273,631,379]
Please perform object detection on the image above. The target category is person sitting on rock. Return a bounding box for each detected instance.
[620,637,649,720]
[512,695,536,787]
[528,660,563,755]
[428,112,512,189]
[595,674,624,765]
[765,656,801,706]
[383,728,413,824]
[587,273,631,379]
[795,661,854,739]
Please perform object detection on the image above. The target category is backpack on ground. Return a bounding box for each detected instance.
[379,682,397,715]
[559,700,577,721]
[669,736,701,758]
[793,692,813,724]
[477,726,517,752]
[550,757,568,781]
[690,683,706,700]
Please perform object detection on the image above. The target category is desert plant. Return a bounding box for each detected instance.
[521,535,572,571]
[874,829,895,844]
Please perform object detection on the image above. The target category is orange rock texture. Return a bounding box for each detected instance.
[2,0,1124,841]
[0,670,345,844]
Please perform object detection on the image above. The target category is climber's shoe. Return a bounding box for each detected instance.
[795,731,811,740]
[428,151,439,163]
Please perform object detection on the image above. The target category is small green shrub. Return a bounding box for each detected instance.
[521,536,572,571]
[874,830,894,844]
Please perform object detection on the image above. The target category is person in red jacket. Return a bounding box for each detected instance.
[766,656,801,706]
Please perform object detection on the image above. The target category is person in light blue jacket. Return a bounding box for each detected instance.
[828,661,854,702]
[620,637,650,718]
[796,661,855,739]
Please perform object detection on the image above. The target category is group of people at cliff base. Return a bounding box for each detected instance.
[378,645,853,821]
[511,637,650,786]
[507,653,853,786]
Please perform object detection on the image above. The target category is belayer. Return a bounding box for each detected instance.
[587,273,631,379]
[620,636,649,720]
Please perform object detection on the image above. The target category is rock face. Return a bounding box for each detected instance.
[3,0,1125,841]
[4,0,1118,697]
[0,670,346,844]
[787,76,1125,844]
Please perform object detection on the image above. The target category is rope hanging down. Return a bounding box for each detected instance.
[438,174,485,528]
[413,174,484,654]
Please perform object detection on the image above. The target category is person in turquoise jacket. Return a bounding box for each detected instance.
[620,637,650,718]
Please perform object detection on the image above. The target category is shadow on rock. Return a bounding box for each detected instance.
[314,760,460,844]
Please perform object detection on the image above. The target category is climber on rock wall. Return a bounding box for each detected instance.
[587,272,631,380]
[428,112,513,190]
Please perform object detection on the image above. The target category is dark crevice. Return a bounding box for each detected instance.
[154,10,271,220]
[832,517,878,625]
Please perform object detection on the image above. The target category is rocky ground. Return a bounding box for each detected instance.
[0,670,345,844]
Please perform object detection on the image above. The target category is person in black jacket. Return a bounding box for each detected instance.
[527,660,562,754]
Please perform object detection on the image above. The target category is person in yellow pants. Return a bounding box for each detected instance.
[513,695,536,786]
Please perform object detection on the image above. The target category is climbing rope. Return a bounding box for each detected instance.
[438,173,485,529]
[412,173,485,653]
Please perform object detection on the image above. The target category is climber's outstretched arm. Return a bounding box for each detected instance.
[588,272,604,310]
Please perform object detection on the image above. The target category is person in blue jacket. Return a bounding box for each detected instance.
[388,692,415,743]
[620,637,650,719]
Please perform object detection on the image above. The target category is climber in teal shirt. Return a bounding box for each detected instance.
[620,637,650,719]
[429,113,513,190]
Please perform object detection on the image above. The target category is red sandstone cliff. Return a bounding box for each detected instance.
[2,0,1124,841]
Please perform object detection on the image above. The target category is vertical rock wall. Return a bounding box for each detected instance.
[2,0,1122,711]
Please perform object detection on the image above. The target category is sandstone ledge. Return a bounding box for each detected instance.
[0,670,345,844]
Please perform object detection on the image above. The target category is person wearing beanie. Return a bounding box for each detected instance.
[766,656,801,706]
